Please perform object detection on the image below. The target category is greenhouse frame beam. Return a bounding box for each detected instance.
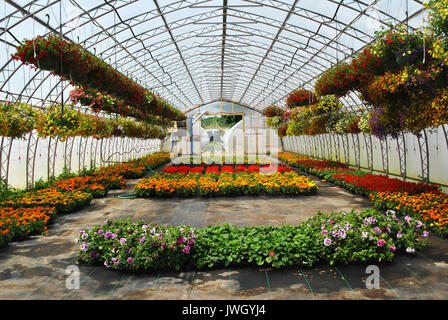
[220,0,228,100]
[238,0,299,102]
[255,0,379,108]
[153,0,204,105]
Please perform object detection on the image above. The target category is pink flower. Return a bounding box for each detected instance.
[183,246,191,254]
[269,251,275,257]
[377,239,386,247]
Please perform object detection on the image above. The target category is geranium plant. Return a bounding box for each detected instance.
[286,89,318,108]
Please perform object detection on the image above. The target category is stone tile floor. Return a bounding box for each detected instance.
[1,169,448,300]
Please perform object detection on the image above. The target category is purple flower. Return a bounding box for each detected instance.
[81,232,89,240]
[422,230,429,238]
[127,257,133,264]
[140,237,146,244]
[104,261,111,268]
[178,236,185,244]
[372,227,382,235]
[405,215,412,224]
[331,230,340,238]
[183,246,191,254]
[322,230,328,235]
[89,251,99,259]
[383,226,391,234]
[397,231,403,239]
[161,243,167,250]
[389,245,396,252]
[415,221,422,228]
[364,217,377,225]
[105,231,112,239]
[323,238,332,247]
[80,242,89,251]
[126,248,132,255]
[111,233,118,240]
[187,240,195,246]
[377,239,386,247]
[112,257,119,266]
[98,229,104,235]
[329,220,335,224]
[120,238,126,245]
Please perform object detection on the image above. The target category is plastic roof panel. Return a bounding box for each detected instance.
[0,0,426,112]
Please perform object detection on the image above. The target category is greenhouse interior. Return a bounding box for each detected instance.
[1,0,448,302]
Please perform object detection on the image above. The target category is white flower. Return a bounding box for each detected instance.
[406,247,415,254]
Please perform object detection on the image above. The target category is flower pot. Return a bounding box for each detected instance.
[37,56,59,71]
[395,53,409,68]
[70,72,89,84]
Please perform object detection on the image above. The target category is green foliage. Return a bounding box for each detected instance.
[201,115,242,130]
[77,208,429,271]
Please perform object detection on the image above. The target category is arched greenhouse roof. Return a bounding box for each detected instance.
[0,0,426,112]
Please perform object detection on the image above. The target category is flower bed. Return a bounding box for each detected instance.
[53,176,111,198]
[0,152,171,246]
[0,189,93,214]
[93,153,170,180]
[162,164,292,174]
[327,173,439,196]
[370,191,448,237]
[279,152,438,194]
[134,169,317,198]
[77,208,428,271]
[0,207,56,246]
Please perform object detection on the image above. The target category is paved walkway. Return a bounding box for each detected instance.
[1,169,448,300]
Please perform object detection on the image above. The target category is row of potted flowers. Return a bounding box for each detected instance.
[12,35,185,122]
[0,102,165,140]
[134,170,318,198]
[69,86,184,123]
[278,152,439,195]
[77,208,428,271]
[0,207,56,246]
[279,2,448,140]
[263,96,372,138]
[162,164,293,174]
[0,152,170,246]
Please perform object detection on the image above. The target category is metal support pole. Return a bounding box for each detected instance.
[396,133,407,179]
[26,132,39,189]
[0,137,13,185]
[47,137,58,180]
[417,130,430,183]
